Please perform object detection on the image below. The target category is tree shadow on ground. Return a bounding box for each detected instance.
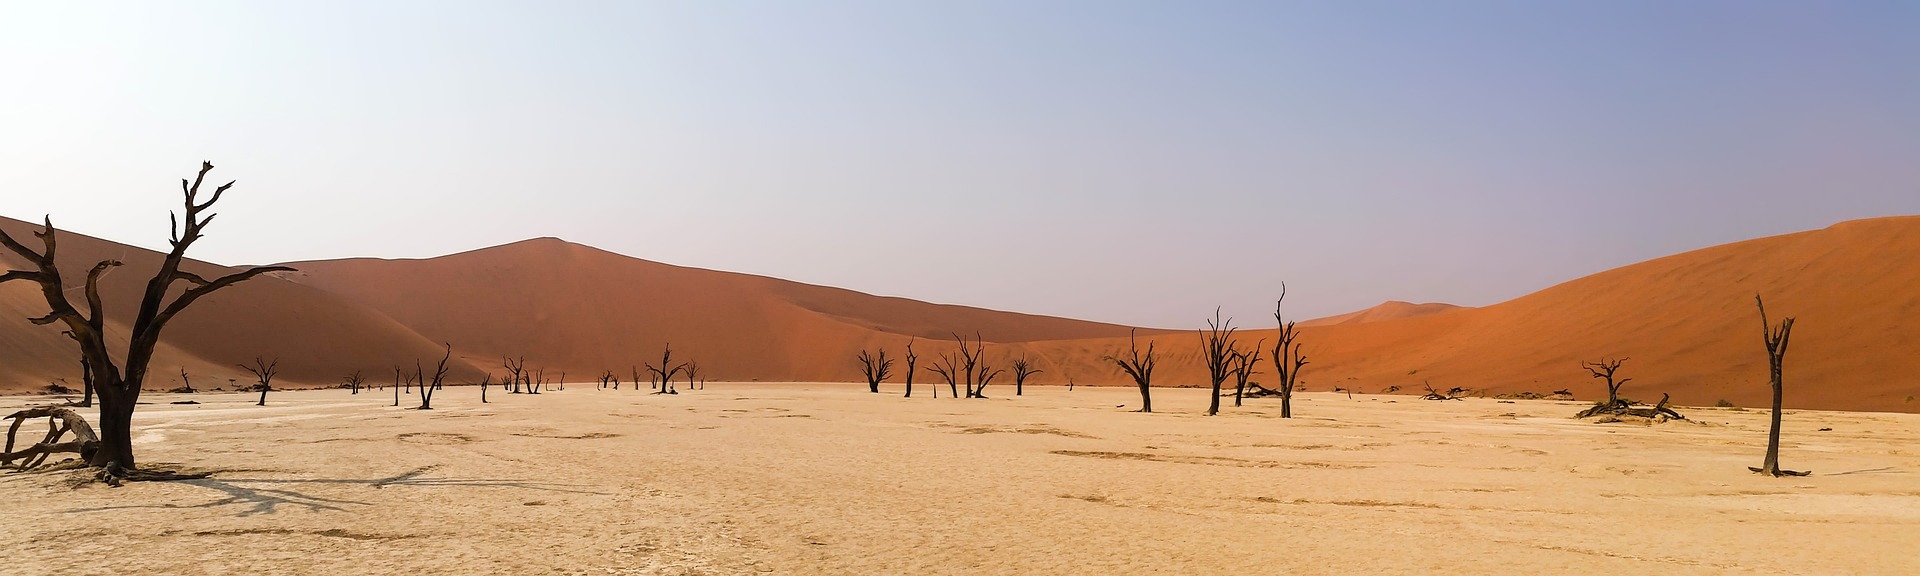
[63,465,608,517]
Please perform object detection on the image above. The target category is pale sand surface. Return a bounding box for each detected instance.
[4,384,1917,575]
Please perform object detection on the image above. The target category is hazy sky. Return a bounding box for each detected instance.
[3,1,1917,328]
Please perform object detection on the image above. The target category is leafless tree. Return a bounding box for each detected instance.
[530,367,546,394]
[176,367,194,394]
[902,338,919,398]
[598,370,613,390]
[240,357,279,407]
[1420,382,1468,401]
[683,363,700,390]
[1581,357,1632,411]
[926,349,960,399]
[344,370,365,395]
[647,343,688,395]
[417,343,451,410]
[631,366,643,394]
[502,356,528,394]
[857,349,893,393]
[57,331,94,407]
[1229,339,1265,407]
[0,162,288,480]
[1012,354,1043,396]
[1199,308,1239,416]
[1106,329,1158,413]
[1751,295,1808,477]
[392,365,403,407]
[953,332,988,398]
[974,358,1005,399]
[480,373,492,403]
[1270,286,1309,418]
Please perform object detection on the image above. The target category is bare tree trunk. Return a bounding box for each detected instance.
[1106,329,1157,413]
[903,338,918,398]
[1751,295,1805,476]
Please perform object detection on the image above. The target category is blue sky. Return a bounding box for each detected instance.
[3,1,1916,327]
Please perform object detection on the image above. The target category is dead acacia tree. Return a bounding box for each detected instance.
[240,357,278,407]
[58,331,94,407]
[598,370,613,390]
[480,373,492,403]
[631,366,643,393]
[902,338,919,398]
[974,358,1004,399]
[953,332,988,398]
[1106,329,1158,413]
[344,370,365,395]
[0,161,289,481]
[1752,295,1808,477]
[1270,286,1309,418]
[392,365,403,407]
[1229,339,1265,407]
[530,367,546,394]
[856,349,893,393]
[417,344,451,410]
[175,367,195,394]
[1580,357,1633,412]
[503,356,528,394]
[647,343,688,395]
[683,363,699,390]
[1420,382,1466,401]
[1011,354,1043,397]
[1199,308,1239,416]
[926,349,960,399]
[2,406,102,473]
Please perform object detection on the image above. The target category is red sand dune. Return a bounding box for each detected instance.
[1021,217,1920,413]
[1,216,486,391]
[5,214,1918,412]
[273,238,1140,384]
[1300,301,1466,327]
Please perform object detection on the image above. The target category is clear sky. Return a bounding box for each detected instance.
[3,1,1917,328]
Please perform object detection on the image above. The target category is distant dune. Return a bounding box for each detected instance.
[1300,301,1466,327]
[273,238,1140,384]
[1022,217,1920,413]
[5,215,1918,412]
[0,216,486,391]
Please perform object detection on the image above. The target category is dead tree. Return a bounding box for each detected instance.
[344,370,365,395]
[503,356,528,394]
[1106,329,1158,413]
[59,332,94,407]
[598,370,613,390]
[240,357,278,407]
[2,406,109,474]
[975,359,1004,399]
[926,349,960,399]
[1270,286,1309,418]
[954,333,987,398]
[392,366,403,406]
[903,338,919,398]
[176,367,194,394]
[1012,354,1043,397]
[1420,382,1466,401]
[418,344,451,410]
[1229,339,1265,407]
[1751,295,1808,477]
[0,162,290,479]
[1580,357,1633,412]
[480,373,492,403]
[1199,308,1239,416]
[683,363,699,391]
[631,366,643,393]
[530,367,545,394]
[856,349,893,393]
[555,371,565,392]
[647,343,688,395]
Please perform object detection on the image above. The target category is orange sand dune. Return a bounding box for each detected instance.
[1023,217,1920,413]
[0,216,485,392]
[274,238,1140,384]
[1300,301,1466,327]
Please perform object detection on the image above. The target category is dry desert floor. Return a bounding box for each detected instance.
[4,384,1918,575]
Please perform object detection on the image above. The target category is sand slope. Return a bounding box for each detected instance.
[274,238,1140,383]
[0,216,486,391]
[1300,300,1466,327]
[1021,217,1920,412]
